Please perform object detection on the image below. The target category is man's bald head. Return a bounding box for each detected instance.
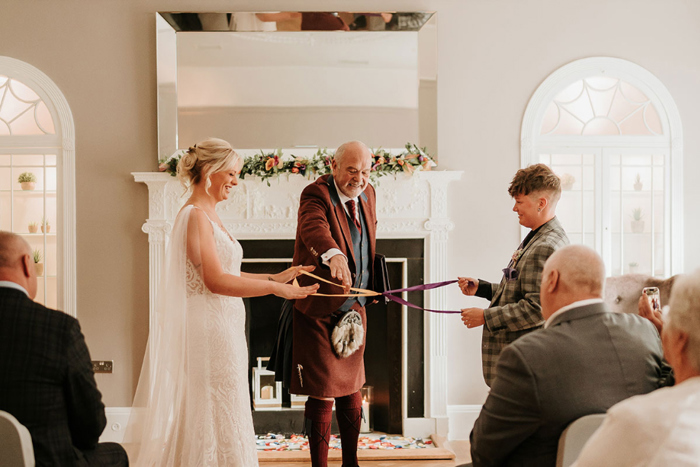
[0,231,37,299]
[0,231,32,268]
[540,245,606,319]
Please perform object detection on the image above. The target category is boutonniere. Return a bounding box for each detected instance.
[511,248,524,263]
[503,267,519,281]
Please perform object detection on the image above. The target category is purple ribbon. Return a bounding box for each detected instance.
[380,279,462,314]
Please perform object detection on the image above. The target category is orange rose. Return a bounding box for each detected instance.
[265,158,275,171]
[291,167,299,173]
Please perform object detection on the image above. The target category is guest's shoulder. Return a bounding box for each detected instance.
[32,301,78,329]
[605,310,657,334]
[541,218,569,244]
[505,326,551,356]
[0,292,78,335]
[607,384,675,425]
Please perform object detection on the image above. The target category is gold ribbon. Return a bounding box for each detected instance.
[294,270,381,297]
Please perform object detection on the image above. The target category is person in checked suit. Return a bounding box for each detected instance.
[459,163,569,386]
[290,141,378,467]
[0,231,128,466]
[463,245,668,467]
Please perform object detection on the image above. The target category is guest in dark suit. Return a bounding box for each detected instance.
[464,245,667,467]
[0,231,128,466]
[459,163,569,386]
[291,141,377,467]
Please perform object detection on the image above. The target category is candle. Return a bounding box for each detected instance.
[261,385,273,400]
[360,397,371,433]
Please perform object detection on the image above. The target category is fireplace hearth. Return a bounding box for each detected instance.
[241,239,424,434]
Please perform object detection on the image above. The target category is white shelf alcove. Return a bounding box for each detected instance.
[133,169,462,437]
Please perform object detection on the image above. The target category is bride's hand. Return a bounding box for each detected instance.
[274,282,319,300]
[272,265,316,284]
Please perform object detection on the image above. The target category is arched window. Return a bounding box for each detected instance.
[522,58,683,277]
[0,57,76,315]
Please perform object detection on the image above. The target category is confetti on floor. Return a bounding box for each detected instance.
[255,433,435,451]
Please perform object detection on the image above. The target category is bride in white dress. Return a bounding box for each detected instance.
[126,138,318,466]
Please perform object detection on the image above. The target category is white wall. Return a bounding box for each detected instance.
[1,0,699,441]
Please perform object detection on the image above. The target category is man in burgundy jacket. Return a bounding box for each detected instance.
[291,141,377,467]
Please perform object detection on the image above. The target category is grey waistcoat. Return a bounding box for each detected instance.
[339,202,371,311]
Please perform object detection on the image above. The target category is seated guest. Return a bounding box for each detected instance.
[0,232,128,466]
[465,245,667,467]
[572,269,700,466]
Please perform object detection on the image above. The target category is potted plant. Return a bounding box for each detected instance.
[33,248,43,276]
[18,172,37,190]
[630,208,645,233]
[41,217,51,234]
[28,221,39,233]
[633,173,643,191]
[560,173,575,191]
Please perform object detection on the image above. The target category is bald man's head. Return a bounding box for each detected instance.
[0,230,37,299]
[0,231,31,268]
[540,245,606,318]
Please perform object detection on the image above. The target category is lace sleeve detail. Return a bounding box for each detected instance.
[186,259,209,297]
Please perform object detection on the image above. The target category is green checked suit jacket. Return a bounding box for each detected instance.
[476,216,568,386]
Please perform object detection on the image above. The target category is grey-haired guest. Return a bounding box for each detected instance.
[572,268,700,466]
[459,163,569,386]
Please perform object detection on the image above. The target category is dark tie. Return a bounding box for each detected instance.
[345,200,362,231]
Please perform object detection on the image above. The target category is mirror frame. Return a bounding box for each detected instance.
[156,11,436,161]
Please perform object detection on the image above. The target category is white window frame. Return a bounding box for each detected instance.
[522,57,683,275]
[0,56,77,316]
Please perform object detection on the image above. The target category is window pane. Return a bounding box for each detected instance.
[541,77,665,136]
[0,77,55,135]
[5,152,58,308]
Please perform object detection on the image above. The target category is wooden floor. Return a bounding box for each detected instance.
[123,440,471,466]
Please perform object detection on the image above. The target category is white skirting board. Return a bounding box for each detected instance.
[101,408,131,443]
[103,407,481,444]
[447,405,483,441]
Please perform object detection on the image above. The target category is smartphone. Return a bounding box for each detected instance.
[642,286,661,311]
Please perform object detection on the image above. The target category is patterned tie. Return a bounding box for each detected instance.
[345,200,362,231]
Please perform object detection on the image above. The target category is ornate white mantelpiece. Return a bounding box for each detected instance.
[133,170,462,437]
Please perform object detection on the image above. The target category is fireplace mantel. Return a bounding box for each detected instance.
[133,170,462,437]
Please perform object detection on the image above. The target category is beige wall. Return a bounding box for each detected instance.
[2,1,699,425]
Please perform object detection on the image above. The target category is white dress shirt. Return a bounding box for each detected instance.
[572,376,700,467]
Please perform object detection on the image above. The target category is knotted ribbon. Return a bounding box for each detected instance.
[295,270,462,314]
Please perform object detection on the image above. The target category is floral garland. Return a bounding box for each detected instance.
[159,142,436,185]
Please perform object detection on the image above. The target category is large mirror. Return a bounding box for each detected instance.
[156,12,437,160]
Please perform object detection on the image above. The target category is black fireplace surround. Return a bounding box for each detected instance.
[240,239,425,435]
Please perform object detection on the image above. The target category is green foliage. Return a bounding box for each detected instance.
[631,208,644,221]
[33,248,42,263]
[18,172,37,183]
[159,142,437,185]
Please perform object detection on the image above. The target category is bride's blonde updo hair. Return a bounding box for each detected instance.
[177,138,241,194]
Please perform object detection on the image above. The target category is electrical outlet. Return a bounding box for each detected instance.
[92,360,113,373]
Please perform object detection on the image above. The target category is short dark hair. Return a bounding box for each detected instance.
[508,163,561,202]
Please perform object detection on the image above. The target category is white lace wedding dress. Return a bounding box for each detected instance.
[126,205,259,467]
